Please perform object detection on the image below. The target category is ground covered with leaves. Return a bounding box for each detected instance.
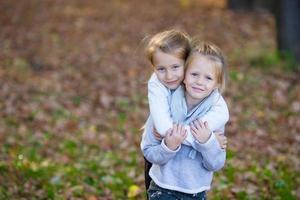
[0,0,299,199]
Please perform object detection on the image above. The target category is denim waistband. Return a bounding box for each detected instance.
[149,181,206,199]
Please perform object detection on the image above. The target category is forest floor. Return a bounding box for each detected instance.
[0,0,299,199]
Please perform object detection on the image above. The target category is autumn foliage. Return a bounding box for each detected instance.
[0,0,299,199]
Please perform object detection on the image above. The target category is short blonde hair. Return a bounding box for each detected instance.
[186,40,227,92]
[145,30,191,65]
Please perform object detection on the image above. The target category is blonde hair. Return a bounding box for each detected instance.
[145,30,191,65]
[186,40,227,92]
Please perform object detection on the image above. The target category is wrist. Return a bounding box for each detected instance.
[197,132,212,144]
[165,141,179,151]
[204,132,212,142]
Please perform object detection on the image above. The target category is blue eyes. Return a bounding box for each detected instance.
[156,65,181,72]
[190,73,213,81]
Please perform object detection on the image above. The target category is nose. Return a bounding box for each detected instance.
[166,71,173,80]
[196,77,204,85]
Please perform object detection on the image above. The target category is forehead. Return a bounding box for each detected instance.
[152,50,184,66]
[187,55,216,74]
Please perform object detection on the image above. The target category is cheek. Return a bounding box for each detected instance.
[156,73,165,82]
[177,69,184,78]
[210,82,218,90]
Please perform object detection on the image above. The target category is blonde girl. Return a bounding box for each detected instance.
[142,40,229,200]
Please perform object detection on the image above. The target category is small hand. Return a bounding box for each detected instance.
[152,126,163,141]
[190,119,211,143]
[215,131,227,149]
[165,124,187,150]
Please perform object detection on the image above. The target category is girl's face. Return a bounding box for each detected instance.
[152,50,185,90]
[184,55,218,103]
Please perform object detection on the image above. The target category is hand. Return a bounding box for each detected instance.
[215,131,227,149]
[165,124,187,150]
[190,119,211,143]
[152,126,163,141]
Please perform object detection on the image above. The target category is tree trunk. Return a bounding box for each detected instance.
[228,0,254,10]
[228,0,300,66]
[276,0,300,63]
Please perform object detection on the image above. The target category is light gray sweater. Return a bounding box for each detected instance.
[141,86,228,194]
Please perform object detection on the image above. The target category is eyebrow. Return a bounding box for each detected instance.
[156,64,181,68]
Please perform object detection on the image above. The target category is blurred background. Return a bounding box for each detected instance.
[0,0,299,199]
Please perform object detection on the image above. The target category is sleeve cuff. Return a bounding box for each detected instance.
[161,139,181,153]
[194,132,218,151]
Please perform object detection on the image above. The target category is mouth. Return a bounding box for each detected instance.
[166,80,179,85]
[191,86,205,92]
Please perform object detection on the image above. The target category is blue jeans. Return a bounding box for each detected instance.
[148,181,206,200]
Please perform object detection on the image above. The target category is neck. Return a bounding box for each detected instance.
[185,92,204,112]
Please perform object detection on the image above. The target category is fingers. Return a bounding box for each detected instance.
[191,120,203,135]
[222,141,227,149]
[173,123,179,134]
[219,135,228,149]
[204,121,210,130]
[223,137,228,148]
[181,129,187,136]
[165,128,173,140]
[195,119,202,129]
[153,132,161,140]
[166,128,172,136]
[179,124,185,135]
[177,124,185,138]
[171,124,187,142]
[192,119,204,130]
[173,123,182,134]
[214,129,223,135]
[191,120,210,130]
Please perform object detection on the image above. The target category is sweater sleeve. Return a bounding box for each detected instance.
[192,132,226,171]
[184,95,229,146]
[198,95,229,132]
[148,75,173,137]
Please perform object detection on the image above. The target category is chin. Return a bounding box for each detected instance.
[165,83,180,89]
[169,85,179,90]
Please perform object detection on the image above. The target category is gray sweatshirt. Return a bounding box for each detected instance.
[141,86,228,194]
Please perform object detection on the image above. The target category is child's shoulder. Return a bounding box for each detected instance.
[148,73,164,88]
[212,90,228,106]
[148,73,159,83]
[148,73,170,95]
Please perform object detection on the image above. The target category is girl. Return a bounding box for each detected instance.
[141,40,229,199]
[142,29,228,195]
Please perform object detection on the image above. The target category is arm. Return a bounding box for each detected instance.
[141,121,179,165]
[183,95,229,145]
[198,95,229,132]
[141,123,187,165]
[195,133,226,171]
[148,74,173,137]
[190,120,226,171]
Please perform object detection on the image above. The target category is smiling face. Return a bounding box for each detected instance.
[184,55,219,106]
[152,50,185,90]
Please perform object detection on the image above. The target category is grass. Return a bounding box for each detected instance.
[0,1,299,199]
[0,64,299,199]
